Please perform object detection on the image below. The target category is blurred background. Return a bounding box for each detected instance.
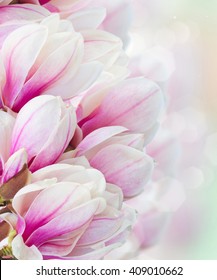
[127,0,217,259]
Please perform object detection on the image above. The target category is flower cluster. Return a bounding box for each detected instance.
[0,1,164,260]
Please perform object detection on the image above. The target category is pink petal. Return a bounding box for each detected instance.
[25,198,106,247]
[81,77,163,136]
[13,33,83,111]
[82,29,122,68]
[42,61,103,100]
[29,105,76,171]
[12,234,42,260]
[32,164,85,182]
[38,224,88,257]
[12,180,57,217]
[1,24,48,109]
[77,212,123,246]
[90,144,154,197]
[10,96,75,172]
[11,95,61,158]
[77,65,129,121]
[104,184,123,210]
[1,148,27,183]
[76,126,128,157]
[0,4,50,24]
[22,182,91,240]
[33,164,106,197]
[46,0,92,14]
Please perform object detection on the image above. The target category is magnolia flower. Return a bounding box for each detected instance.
[0,14,83,111]
[0,12,125,112]
[16,0,132,47]
[0,163,135,259]
[10,95,76,172]
[73,126,154,198]
[78,77,163,137]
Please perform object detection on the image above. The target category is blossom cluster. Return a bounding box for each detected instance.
[0,1,164,260]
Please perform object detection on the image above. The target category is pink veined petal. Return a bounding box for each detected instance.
[104,206,136,247]
[104,184,123,210]
[25,198,106,247]
[81,77,163,136]
[11,234,42,260]
[108,133,146,151]
[39,235,81,257]
[22,182,91,240]
[1,148,27,183]
[32,164,85,182]
[63,169,106,197]
[32,164,81,180]
[90,144,154,197]
[82,29,122,68]
[10,96,61,161]
[1,24,48,109]
[58,156,91,168]
[13,34,83,111]
[42,61,103,100]
[77,212,123,246]
[32,164,106,197]
[67,8,106,31]
[38,224,88,257]
[0,24,25,49]
[77,64,129,122]
[12,180,57,217]
[76,126,128,157]
[29,105,76,172]
[46,0,92,14]
[0,4,50,24]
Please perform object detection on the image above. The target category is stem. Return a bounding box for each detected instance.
[0,246,16,260]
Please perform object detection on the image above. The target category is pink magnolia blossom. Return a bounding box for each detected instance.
[0,14,83,111]
[73,126,154,198]
[0,11,125,112]
[10,95,76,172]
[78,77,163,137]
[1,163,136,259]
[16,0,132,47]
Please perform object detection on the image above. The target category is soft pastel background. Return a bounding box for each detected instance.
[127,0,217,259]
